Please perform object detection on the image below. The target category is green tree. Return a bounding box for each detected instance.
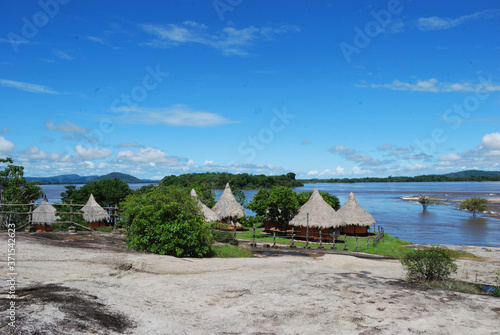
[459,197,489,217]
[0,158,42,227]
[233,189,246,207]
[193,182,216,208]
[0,158,42,205]
[60,178,132,206]
[120,185,212,257]
[401,247,457,282]
[246,188,270,217]
[418,195,438,211]
[297,191,340,210]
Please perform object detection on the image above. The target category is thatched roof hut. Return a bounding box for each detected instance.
[32,198,59,225]
[337,192,375,234]
[211,183,246,221]
[338,192,375,226]
[80,194,110,223]
[190,189,219,222]
[289,188,345,229]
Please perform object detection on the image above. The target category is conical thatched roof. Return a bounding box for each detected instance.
[32,199,60,225]
[190,189,219,222]
[338,192,375,227]
[211,183,246,219]
[80,194,110,222]
[289,188,345,229]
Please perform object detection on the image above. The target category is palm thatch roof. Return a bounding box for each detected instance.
[289,188,345,229]
[190,189,219,222]
[211,183,246,220]
[80,194,110,222]
[337,192,375,227]
[32,199,60,225]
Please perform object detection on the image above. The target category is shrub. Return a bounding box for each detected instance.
[401,246,458,282]
[121,185,213,257]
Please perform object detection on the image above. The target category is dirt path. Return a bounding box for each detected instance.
[1,232,499,334]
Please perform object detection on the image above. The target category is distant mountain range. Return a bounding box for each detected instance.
[26,172,158,184]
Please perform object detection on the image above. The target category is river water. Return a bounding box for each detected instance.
[41,182,500,248]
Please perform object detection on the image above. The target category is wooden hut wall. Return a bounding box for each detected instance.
[294,226,334,242]
[340,225,368,235]
[34,224,55,232]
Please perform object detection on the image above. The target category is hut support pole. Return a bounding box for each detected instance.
[305,213,309,249]
[318,230,323,249]
[26,203,35,232]
[68,201,76,233]
[343,234,347,251]
[251,223,256,247]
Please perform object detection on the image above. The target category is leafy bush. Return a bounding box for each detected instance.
[459,197,489,217]
[121,185,212,257]
[401,246,458,282]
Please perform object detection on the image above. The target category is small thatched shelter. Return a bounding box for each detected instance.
[211,183,246,227]
[190,189,219,222]
[80,194,110,229]
[288,188,345,241]
[337,192,375,235]
[32,198,60,232]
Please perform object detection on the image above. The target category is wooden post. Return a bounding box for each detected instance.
[113,205,118,229]
[252,223,256,247]
[305,213,309,249]
[272,228,276,248]
[355,236,358,252]
[343,234,347,251]
[26,203,35,232]
[318,230,323,249]
[68,201,76,233]
[232,221,237,244]
[290,227,296,248]
[366,237,369,249]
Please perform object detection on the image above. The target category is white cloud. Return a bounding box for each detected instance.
[440,153,461,161]
[140,21,300,56]
[115,105,236,127]
[53,49,74,60]
[0,79,60,94]
[116,147,184,166]
[329,145,386,167]
[481,132,500,150]
[0,136,15,153]
[75,145,113,160]
[361,78,500,93]
[45,120,87,134]
[307,170,318,176]
[336,166,345,175]
[417,9,500,31]
[204,160,219,167]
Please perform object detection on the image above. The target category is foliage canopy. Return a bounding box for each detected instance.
[401,247,458,282]
[459,197,489,217]
[120,185,212,257]
[60,178,133,206]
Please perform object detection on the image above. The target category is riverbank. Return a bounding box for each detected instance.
[1,231,499,334]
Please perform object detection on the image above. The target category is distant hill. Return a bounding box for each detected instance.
[443,170,500,178]
[26,172,153,184]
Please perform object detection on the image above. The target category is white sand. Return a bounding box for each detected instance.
[1,232,499,334]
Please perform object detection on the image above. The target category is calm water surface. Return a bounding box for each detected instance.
[41,182,500,247]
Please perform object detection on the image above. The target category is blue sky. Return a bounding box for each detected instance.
[1,0,499,179]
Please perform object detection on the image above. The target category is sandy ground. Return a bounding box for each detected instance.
[1,232,500,335]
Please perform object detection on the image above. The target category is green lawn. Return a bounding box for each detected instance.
[232,228,478,259]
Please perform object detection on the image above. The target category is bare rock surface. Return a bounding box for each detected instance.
[1,232,499,334]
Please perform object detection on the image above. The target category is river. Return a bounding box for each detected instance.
[41,182,500,248]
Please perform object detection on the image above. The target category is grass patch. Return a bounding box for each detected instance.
[95,226,114,232]
[425,279,484,294]
[211,245,253,258]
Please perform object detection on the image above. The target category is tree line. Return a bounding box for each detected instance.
[161,172,303,189]
[301,174,500,183]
